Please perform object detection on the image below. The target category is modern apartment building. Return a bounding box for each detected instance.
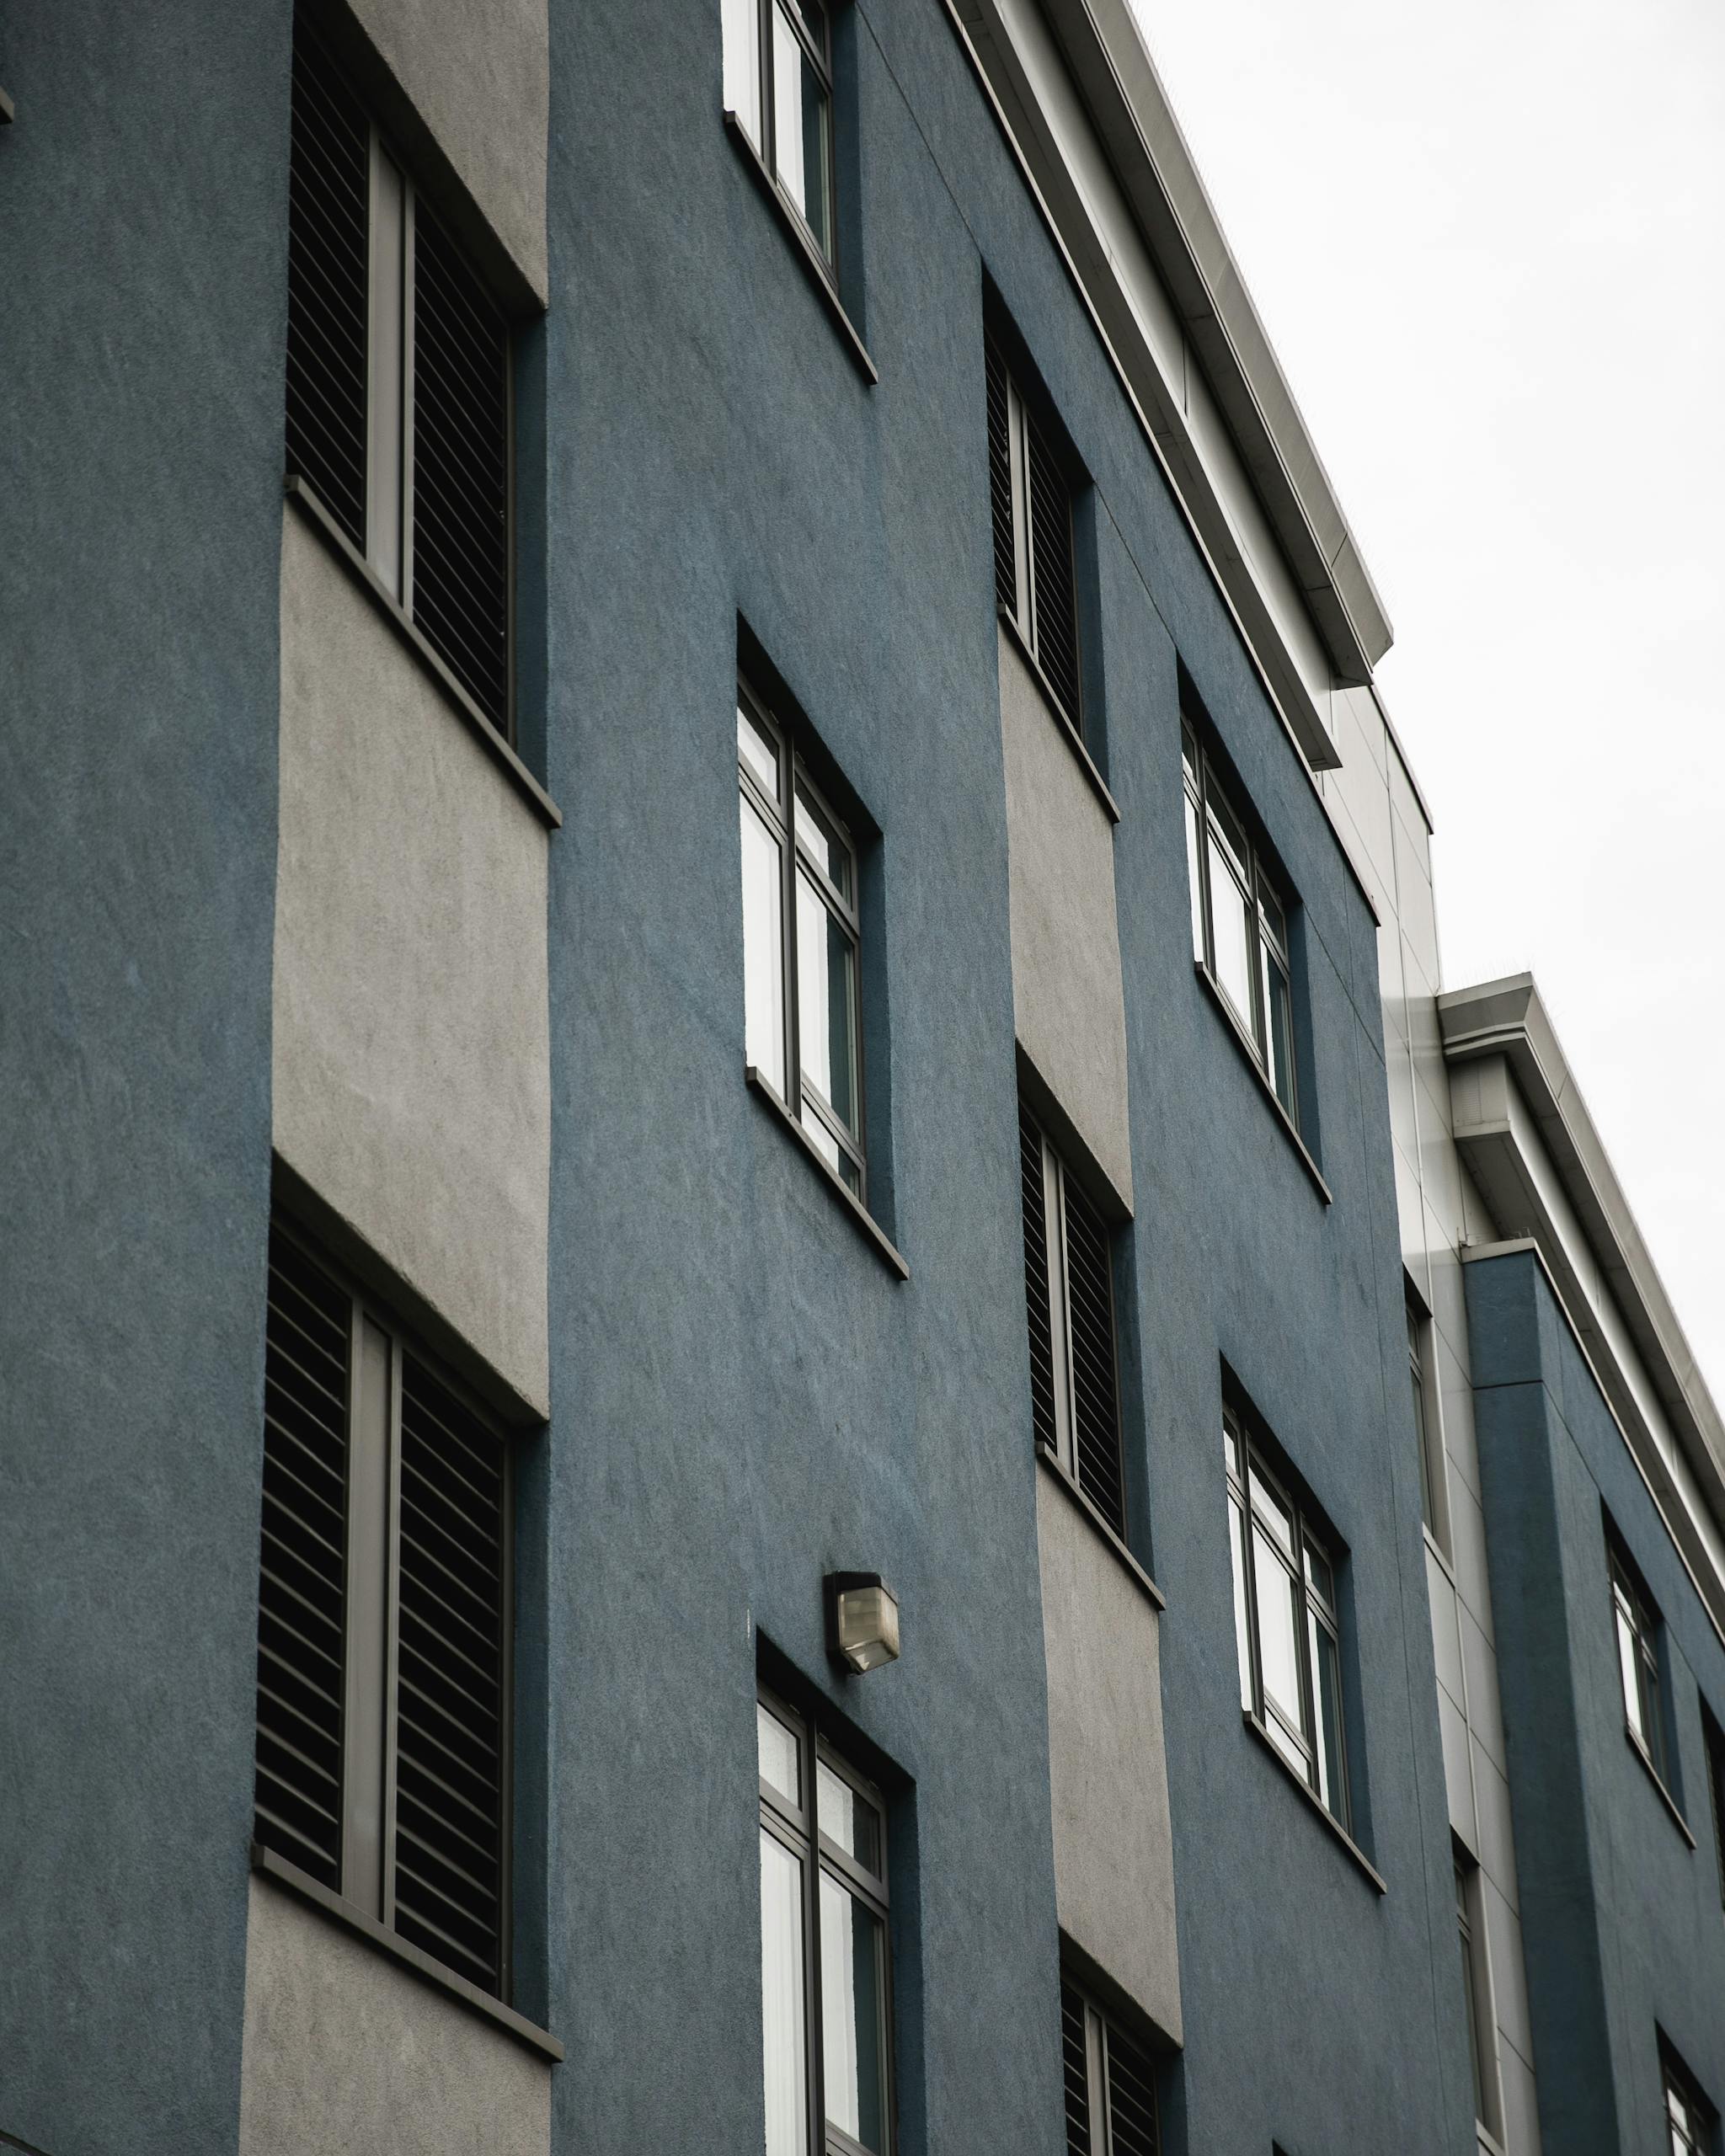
[2,3,1720,2154]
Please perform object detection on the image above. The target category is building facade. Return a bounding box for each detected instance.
[1,3,1719,2155]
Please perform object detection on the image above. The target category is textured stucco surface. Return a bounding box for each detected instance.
[1466,1251,1725,2153]
[999,625,1133,1204]
[349,0,548,300]
[1036,1467,1181,2040]
[238,1879,553,2156]
[275,509,551,1412]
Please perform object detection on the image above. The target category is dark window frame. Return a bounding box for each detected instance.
[726,0,841,277]
[1704,1704,1725,1915]
[986,334,1085,737]
[1664,2042,1713,2156]
[1453,1839,1502,2136]
[286,13,516,741]
[1226,1406,1350,1829]
[1608,1529,1670,1790]
[738,671,870,1204]
[1060,1977,1162,2156]
[1183,717,1299,1123]
[1406,1279,1450,1554]
[757,1683,895,2156]
[254,1214,517,2004]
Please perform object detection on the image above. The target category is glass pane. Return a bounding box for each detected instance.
[760,1831,809,2156]
[1616,1598,1647,1747]
[1458,1882,1486,2121]
[1228,1494,1253,1713]
[818,1759,882,1876]
[1207,784,1250,881]
[795,780,852,901]
[772,4,833,262]
[1261,944,1295,1113]
[758,1703,800,1806]
[798,1102,861,1194]
[820,1870,887,2153]
[1309,1612,1345,1817]
[1248,1465,1293,1555]
[741,794,786,1094]
[722,0,761,144]
[1252,1529,1303,1734]
[1411,1353,1434,1531]
[1207,835,1254,1027]
[739,702,779,802]
[1303,1534,1334,1613]
[1257,877,1288,959]
[793,0,828,48]
[795,870,858,1136]
[1265,1708,1309,1781]
[1184,786,1206,964]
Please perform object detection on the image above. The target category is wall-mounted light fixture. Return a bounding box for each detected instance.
[825,1572,900,1675]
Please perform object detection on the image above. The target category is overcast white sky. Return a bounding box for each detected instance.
[1126,0,1725,1396]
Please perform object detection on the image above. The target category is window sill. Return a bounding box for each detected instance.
[996,607,1119,825]
[1625,1726,1696,1847]
[1036,1446,1164,1608]
[251,1843,564,2063]
[746,1065,908,1280]
[724,113,877,387]
[285,477,562,833]
[1192,960,1331,1204]
[1241,1712,1386,1893]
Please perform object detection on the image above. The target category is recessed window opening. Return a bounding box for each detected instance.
[1664,2044,1713,2156]
[286,14,514,736]
[1406,1283,1448,1552]
[1453,1841,1502,2135]
[986,336,1083,733]
[1703,1705,1725,1914]
[757,1684,895,2156]
[1608,1529,1669,1787]
[724,0,837,267]
[1226,1407,1348,1827]
[1060,1980,1162,2156]
[1019,1097,1126,1542]
[738,675,868,1202]
[1183,718,1297,1121]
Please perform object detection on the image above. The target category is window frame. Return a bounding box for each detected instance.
[727,0,840,275]
[1406,1282,1450,1555]
[1609,1533,1669,1788]
[757,1684,895,2156]
[738,674,869,1203]
[1060,1978,1162,2156]
[1664,2046,1712,2156]
[987,337,1084,737]
[1226,1407,1349,1828]
[1183,718,1298,1122]
[1453,1840,1503,2137]
[254,1214,517,2003]
[1704,1705,1725,1915]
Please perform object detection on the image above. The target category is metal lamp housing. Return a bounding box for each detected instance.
[826,1572,900,1674]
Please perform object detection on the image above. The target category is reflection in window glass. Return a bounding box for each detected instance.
[760,1830,808,2156]
[818,1760,881,1873]
[796,870,858,1134]
[740,796,786,1094]
[1309,1613,1344,1815]
[1207,835,1255,1027]
[722,0,761,144]
[1252,1531,1304,1734]
[1184,785,1206,964]
[758,1704,800,1806]
[820,1871,887,2151]
[771,3,832,260]
[1228,1496,1253,1712]
[740,702,780,800]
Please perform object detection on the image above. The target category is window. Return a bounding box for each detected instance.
[757,1686,894,2156]
[1609,1532,1668,1785]
[1060,1982,1161,2156]
[286,17,514,735]
[1226,1409,1348,1824]
[1664,2047,1712,2156]
[1019,1099,1126,1541]
[1183,722,1296,1119]
[1705,1706,1725,1913]
[1406,1285,1447,1549]
[1453,1844,1501,2133]
[724,0,836,266]
[986,336,1083,731]
[254,1219,515,1999]
[738,679,868,1200]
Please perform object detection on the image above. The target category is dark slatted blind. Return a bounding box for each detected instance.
[1026,407,1081,728]
[285,23,369,552]
[393,1353,509,1995]
[1020,1102,1057,1456]
[985,339,1017,618]
[1060,1985,1093,2156]
[413,203,511,737]
[1104,2021,1162,2156]
[1063,1166,1124,1539]
[254,1229,350,1891]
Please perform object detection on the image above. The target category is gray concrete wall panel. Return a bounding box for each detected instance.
[238,1881,553,2156]
[275,510,551,1412]
[1037,1469,1181,2039]
[999,626,1133,1204]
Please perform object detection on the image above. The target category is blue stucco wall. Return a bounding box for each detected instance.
[538,1,1470,2151]
[0,4,289,2152]
[1466,1250,1725,2153]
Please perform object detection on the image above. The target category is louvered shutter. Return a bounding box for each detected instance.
[1026,408,1081,728]
[285,23,369,552]
[1060,1985,1094,2156]
[412,202,512,737]
[393,1352,510,1994]
[1020,1102,1057,1455]
[1103,2020,1161,2156]
[254,1228,350,1891]
[1063,1167,1125,1539]
[985,339,1017,618]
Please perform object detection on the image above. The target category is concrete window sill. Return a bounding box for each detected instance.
[1625,1725,1696,1848]
[1193,960,1331,1204]
[252,1844,563,2063]
[746,1065,908,1280]
[285,477,562,832]
[724,113,877,387]
[1037,1445,1164,1610]
[1242,1712,1386,1893]
[996,607,1119,825]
